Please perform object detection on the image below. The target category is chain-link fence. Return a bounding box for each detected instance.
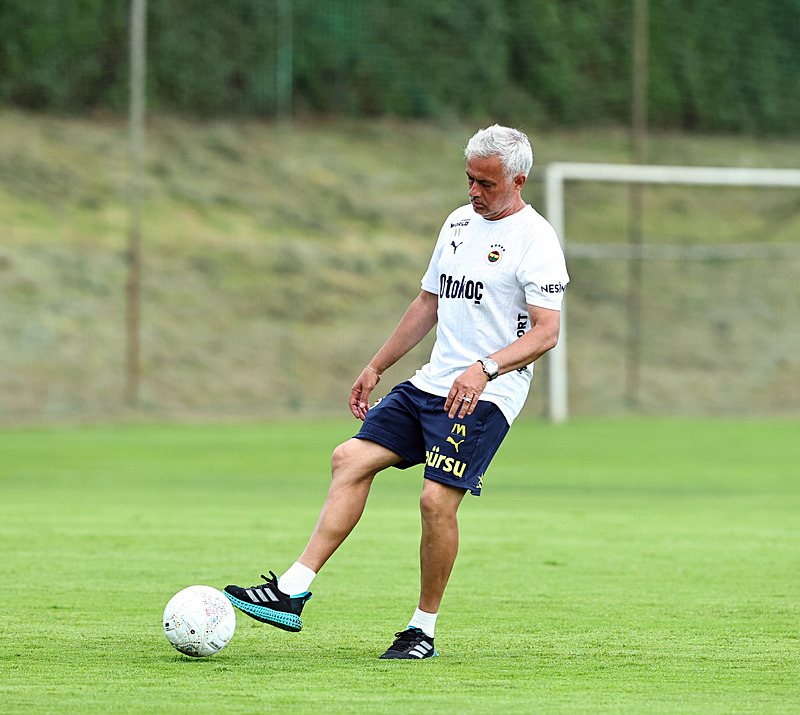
[564,241,800,416]
[1,1,799,423]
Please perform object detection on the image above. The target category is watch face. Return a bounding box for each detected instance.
[481,358,498,379]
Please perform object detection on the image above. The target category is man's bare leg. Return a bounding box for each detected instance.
[379,479,466,658]
[417,479,467,614]
[297,437,402,573]
[224,438,400,629]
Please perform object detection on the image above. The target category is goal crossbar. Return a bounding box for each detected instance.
[542,162,800,424]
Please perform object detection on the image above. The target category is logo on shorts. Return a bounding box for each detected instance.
[425,445,467,479]
[446,436,464,452]
[447,423,466,452]
[426,423,469,478]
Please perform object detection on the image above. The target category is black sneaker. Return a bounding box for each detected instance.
[223,571,311,632]
[379,627,438,659]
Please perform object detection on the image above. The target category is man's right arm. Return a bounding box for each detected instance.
[349,290,438,420]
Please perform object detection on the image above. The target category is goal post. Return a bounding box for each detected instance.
[543,162,800,424]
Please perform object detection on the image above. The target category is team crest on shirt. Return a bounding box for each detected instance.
[485,244,505,265]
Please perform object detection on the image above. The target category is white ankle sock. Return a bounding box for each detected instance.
[408,608,438,638]
[277,562,316,595]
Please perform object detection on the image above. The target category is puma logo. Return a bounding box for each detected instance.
[446,436,465,452]
[450,241,463,253]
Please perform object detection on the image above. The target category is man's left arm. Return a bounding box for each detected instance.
[444,304,561,419]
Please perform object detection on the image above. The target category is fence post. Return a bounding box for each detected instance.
[125,0,147,404]
[276,0,293,125]
[626,0,649,406]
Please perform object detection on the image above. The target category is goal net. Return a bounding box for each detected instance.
[542,162,800,422]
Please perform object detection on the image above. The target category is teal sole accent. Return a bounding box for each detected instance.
[224,593,303,632]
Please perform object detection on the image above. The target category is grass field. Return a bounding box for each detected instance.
[1,417,799,713]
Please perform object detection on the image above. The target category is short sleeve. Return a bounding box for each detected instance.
[517,223,570,310]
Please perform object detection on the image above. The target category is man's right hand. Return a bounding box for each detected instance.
[349,366,381,420]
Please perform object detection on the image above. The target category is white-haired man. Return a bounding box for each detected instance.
[225,125,569,658]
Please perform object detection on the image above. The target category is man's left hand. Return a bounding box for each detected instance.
[445,362,489,419]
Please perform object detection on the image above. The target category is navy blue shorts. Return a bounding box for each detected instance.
[354,381,510,496]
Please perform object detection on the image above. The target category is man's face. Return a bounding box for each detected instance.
[466,155,526,221]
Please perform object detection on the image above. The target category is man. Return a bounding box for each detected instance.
[224,124,569,659]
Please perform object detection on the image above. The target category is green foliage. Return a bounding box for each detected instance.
[1,418,800,713]
[292,1,510,118]
[0,0,128,111]
[649,0,800,134]
[506,0,633,127]
[148,0,278,115]
[0,0,798,133]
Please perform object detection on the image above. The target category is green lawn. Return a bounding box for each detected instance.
[1,418,799,713]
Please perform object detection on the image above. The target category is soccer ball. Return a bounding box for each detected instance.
[163,585,236,657]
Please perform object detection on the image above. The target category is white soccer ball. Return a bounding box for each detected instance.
[163,585,236,657]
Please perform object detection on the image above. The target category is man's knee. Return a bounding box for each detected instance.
[419,479,466,522]
[330,439,357,474]
[330,437,401,483]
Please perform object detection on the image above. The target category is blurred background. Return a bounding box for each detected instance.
[1,0,799,424]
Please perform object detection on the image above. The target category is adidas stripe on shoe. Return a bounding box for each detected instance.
[223,571,311,632]
[379,627,438,659]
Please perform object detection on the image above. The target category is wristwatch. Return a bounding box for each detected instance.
[478,357,499,381]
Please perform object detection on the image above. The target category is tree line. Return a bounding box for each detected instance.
[1,0,798,134]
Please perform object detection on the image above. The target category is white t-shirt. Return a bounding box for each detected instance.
[409,203,569,424]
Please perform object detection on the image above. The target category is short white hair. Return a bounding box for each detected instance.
[464,124,533,181]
